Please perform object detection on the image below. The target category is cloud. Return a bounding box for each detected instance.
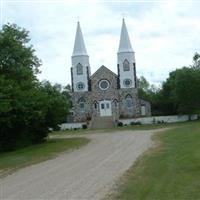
[1,0,200,86]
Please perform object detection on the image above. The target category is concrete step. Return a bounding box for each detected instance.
[90,116,115,129]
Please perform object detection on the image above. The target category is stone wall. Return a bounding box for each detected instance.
[60,122,86,130]
[118,88,140,119]
[71,91,92,122]
[119,114,198,125]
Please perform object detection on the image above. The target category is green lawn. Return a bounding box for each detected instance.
[112,120,200,200]
[0,137,89,177]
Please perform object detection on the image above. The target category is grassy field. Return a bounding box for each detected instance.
[0,137,89,177]
[112,120,200,200]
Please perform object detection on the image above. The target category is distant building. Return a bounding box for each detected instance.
[70,19,151,123]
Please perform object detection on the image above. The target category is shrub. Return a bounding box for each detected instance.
[118,122,123,127]
[82,124,88,129]
[135,121,142,125]
[130,121,142,125]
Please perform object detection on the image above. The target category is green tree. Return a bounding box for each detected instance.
[0,24,47,151]
[192,52,200,69]
[138,76,165,115]
[0,24,70,151]
[143,53,200,116]
[174,67,200,114]
[41,81,70,130]
[161,66,200,115]
[138,76,150,92]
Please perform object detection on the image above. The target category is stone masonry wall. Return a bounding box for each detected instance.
[71,66,151,122]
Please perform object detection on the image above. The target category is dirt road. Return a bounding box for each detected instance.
[0,130,161,200]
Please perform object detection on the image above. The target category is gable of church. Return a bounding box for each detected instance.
[90,65,118,92]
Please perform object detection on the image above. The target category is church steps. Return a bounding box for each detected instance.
[89,116,115,129]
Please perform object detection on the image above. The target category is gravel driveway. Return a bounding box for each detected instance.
[0,129,162,200]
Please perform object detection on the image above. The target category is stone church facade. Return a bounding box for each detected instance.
[70,19,151,123]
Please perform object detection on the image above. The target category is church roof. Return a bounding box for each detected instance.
[90,65,117,79]
[118,19,133,53]
[72,21,88,57]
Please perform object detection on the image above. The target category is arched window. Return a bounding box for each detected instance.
[123,59,130,71]
[76,63,83,75]
[78,97,86,111]
[93,101,98,110]
[76,82,85,90]
[113,99,118,108]
[123,79,132,87]
[125,94,133,108]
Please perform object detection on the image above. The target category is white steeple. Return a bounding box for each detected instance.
[71,21,90,92]
[72,21,88,57]
[117,19,136,89]
[118,18,133,53]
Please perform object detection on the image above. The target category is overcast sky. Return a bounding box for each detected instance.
[1,0,200,86]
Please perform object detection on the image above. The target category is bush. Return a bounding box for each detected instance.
[118,122,123,127]
[82,124,88,129]
[130,121,142,125]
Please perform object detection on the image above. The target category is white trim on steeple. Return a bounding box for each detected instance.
[118,18,133,53]
[72,21,88,57]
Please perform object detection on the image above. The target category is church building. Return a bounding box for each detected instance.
[70,19,151,123]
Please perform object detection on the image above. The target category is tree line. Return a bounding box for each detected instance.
[138,53,200,116]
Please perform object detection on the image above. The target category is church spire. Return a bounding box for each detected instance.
[72,21,88,56]
[118,18,133,53]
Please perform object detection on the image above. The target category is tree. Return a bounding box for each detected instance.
[143,53,200,116]
[0,24,70,151]
[138,76,150,92]
[174,67,200,114]
[138,76,165,115]
[192,52,200,69]
[161,66,200,115]
[0,24,47,151]
[40,81,70,130]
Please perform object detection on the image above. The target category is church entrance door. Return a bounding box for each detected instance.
[100,100,112,116]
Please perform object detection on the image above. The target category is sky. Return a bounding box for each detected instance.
[1,0,200,87]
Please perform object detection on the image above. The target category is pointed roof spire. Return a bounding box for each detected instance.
[118,18,133,53]
[72,21,88,56]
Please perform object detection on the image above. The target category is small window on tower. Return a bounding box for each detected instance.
[76,63,83,75]
[123,79,132,87]
[76,82,85,90]
[123,59,130,71]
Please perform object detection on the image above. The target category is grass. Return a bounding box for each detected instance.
[0,137,89,177]
[111,120,200,200]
